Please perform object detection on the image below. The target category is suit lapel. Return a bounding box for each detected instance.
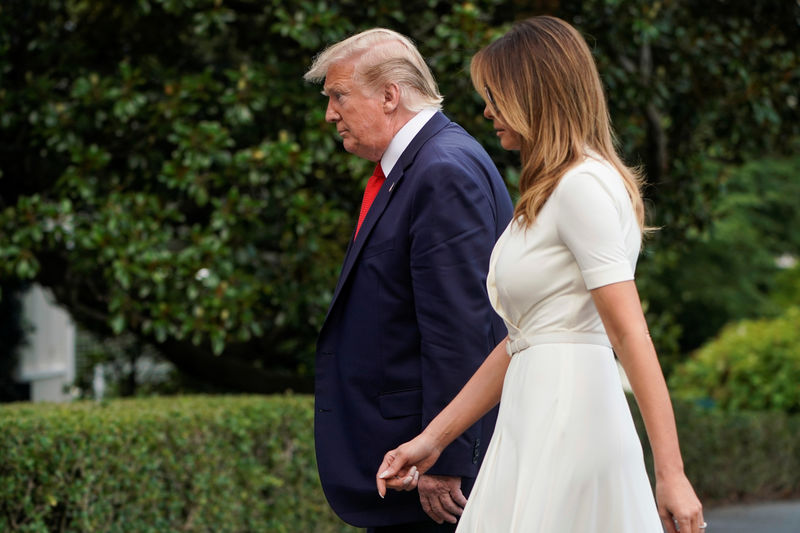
[325,112,451,320]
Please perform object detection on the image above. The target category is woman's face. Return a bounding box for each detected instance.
[482,87,522,151]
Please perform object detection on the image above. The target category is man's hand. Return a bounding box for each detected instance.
[418,474,467,524]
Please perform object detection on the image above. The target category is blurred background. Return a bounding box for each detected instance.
[0,0,798,531]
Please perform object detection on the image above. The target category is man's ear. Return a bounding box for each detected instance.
[382,83,401,113]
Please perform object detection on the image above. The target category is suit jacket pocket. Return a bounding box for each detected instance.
[361,237,395,258]
[378,388,423,419]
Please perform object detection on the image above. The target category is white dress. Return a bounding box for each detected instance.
[456,154,663,532]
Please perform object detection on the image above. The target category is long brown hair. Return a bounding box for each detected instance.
[470,16,646,230]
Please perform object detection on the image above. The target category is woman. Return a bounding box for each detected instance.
[375,16,704,533]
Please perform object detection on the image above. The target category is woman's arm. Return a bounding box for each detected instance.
[376,337,511,497]
[591,280,704,533]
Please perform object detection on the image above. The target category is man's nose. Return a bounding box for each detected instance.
[325,101,340,123]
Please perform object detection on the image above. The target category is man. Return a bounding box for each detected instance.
[304,28,513,532]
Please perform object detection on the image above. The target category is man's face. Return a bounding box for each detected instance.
[323,60,393,162]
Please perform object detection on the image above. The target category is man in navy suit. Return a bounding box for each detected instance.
[304,28,513,532]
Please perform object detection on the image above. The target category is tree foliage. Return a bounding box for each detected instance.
[640,154,800,362]
[0,0,798,391]
[563,0,800,367]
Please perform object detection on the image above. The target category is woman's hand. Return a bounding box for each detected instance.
[376,432,442,498]
[657,472,705,533]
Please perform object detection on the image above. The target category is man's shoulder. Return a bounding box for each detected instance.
[417,118,487,159]
[434,115,476,139]
[403,126,503,199]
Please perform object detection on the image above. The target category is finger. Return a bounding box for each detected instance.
[383,477,409,491]
[405,469,419,491]
[692,514,708,533]
[438,492,465,517]
[659,513,678,533]
[420,495,443,524]
[376,453,394,497]
[377,451,403,480]
[401,466,418,489]
[429,494,458,524]
[675,516,691,533]
[450,486,468,508]
[400,466,419,491]
[383,469,418,491]
[377,476,386,498]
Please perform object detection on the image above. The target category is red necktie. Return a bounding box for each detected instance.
[355,163,385,238]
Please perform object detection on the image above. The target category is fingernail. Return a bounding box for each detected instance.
[379,470,390,479]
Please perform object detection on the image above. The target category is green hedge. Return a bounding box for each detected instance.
[628,395,800,505]
[0,395,357,533]
[2,395,798,532]
[669,307,800,413]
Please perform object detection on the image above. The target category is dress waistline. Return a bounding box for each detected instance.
[506,332,612,356]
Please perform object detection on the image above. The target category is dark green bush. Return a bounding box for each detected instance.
[2,394,798,531]
[772,262,800,312]
[0,395,357,533]
[0,396,800,533]
[668,307,800,413]
[628,395,800,505]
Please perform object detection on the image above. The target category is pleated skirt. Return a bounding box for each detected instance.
[456,343,663,532]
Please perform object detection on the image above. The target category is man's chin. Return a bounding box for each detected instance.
[342,142,362,158]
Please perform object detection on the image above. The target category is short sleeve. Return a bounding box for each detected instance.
[554,170,636,290]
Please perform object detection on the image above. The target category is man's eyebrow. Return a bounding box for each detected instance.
[323,82,348,95]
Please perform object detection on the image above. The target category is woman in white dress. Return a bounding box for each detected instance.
[376,16,705,533]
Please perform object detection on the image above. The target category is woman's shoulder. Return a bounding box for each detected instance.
[558,153,625,195]
[552,155,629,216]
[567,150,619,179]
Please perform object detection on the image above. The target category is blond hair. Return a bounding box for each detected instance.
[304,28,443,113]
[470,16,646,231]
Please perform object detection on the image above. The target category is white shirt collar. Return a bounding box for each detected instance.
[380,107,438,176]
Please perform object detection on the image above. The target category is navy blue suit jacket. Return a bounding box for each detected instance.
[315,112,513,527]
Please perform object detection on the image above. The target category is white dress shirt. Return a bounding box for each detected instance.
[380,107,438,176]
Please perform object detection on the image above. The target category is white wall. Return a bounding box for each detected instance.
[15,285,76,403]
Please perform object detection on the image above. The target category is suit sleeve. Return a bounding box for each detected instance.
[409,155,500,478]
